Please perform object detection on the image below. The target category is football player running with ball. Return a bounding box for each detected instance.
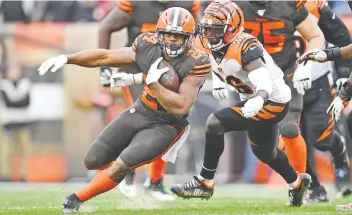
[37,7,211,213]
[171,0,311,207]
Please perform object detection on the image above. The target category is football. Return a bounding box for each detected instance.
[158,59,180,92]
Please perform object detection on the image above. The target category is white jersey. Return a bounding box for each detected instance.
[196,32,291,104]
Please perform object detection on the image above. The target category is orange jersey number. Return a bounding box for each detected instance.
[245,21,286,54]
[225,75,254,94]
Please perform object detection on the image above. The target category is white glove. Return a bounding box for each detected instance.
[241,96,264,118]
[298,48,328,65]
[327,96,349,122]
[145,57,169,85]
[110,72,143,88]
[335,78,349,93]
[38,55,68,76]
[110,73,135,88]
[292,62,312,95]
[212,71,228,100]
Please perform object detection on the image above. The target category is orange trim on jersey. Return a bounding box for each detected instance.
[305,0,323,19]
[117,0,133,14]
[122,87,134,106]
[316,121,334,142]
[249,138,259,147]
[192,0,201,15]
[128,128,185,170]
[263,104,285,113]
[296,0,308,11]
[229,106,244,117]
[141,23,157,33]
[286,73,294,79]
[141,86,157,110]
[192,63,211,70]
[256,109,276,120]
[251,116,260,121]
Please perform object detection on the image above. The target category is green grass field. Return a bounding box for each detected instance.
[1,182,352,215]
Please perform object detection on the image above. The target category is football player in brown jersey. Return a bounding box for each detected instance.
[171,0,311,207]
[37,7,211,213]
[98,0,201,200]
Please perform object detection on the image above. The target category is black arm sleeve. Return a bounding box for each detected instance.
[318,5,352,78]
[318,5,352,47]
[292,6,309,26]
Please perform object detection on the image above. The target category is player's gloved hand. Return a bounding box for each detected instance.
[212,72,228,100]
[110,72,143,88]
[334,78,349,93]
[298,47,341,65]
[241,96,264,118]
[293,62,312,95]
[146,57,169,85]
[100,66,113,87]
[38,55,67,75]
[327,96,350,122]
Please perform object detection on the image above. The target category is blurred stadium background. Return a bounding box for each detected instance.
[0,1,352,214]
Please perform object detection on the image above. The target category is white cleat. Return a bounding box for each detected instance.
[118,179,137,198]
[144,177,175,201]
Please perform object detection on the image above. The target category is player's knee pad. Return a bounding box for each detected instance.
[206,113,225,135]
[84,139,115,170]
[108,158,130,182]
[280,122,299,138]
[251,146,276,164]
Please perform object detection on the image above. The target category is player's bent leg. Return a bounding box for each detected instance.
[171,101,288,200]
[279,99,307,173]
[120,124,184,201]
[62,107,142,213]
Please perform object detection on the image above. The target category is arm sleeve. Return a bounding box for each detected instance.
[291,1,309,26]
[241,38,264,66]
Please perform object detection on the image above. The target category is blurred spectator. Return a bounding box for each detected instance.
[41,1,78,22]
[0,61,32,181]
[0,1,34,22]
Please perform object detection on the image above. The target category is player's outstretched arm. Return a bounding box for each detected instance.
[38,47,136,76]
[298,44,352,64]
[150,75,205,117]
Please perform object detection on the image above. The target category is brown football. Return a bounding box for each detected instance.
[158,59,180,92]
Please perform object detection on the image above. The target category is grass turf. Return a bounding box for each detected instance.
[0,182,352,215]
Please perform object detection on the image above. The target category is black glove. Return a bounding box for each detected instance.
[324,47,341,61]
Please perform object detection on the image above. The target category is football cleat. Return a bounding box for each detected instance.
[289,173,311,207]
[170,176,214,200]
[144,177,174,201]
[304,185,328,204]
[62,193,83,213]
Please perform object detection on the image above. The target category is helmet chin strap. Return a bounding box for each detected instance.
[208,40,225,51]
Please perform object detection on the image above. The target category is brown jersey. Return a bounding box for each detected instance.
[132,33,211,127]
[117,0,200,47]
[235,1,309,74]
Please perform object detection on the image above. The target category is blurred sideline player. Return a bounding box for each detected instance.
[293,0,352,202]
[171,0,311,207]
[229,1,324,177]
[98,0,201,200]
[38,7,211,213]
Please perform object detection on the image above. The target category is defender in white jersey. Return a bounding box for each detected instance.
[171,0,311,207]
[294,0,352,202]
